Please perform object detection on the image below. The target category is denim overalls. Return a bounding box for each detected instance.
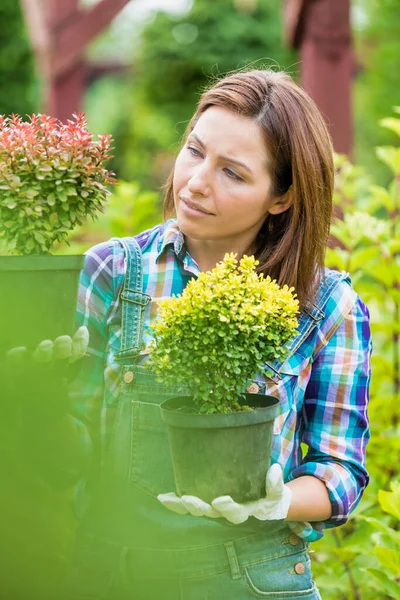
[64,237,332,600]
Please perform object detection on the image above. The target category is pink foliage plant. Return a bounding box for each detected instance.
[0,113,115,255]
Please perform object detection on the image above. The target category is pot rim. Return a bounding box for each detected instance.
[160,394,280,429]
[0,254,85,271]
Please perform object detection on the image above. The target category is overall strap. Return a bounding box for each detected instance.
[113,237,151,366]
[266,269,349,378]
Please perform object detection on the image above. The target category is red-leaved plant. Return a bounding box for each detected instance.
[0,113,116,255]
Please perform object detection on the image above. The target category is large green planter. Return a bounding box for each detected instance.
[0,255,85,356]
[160,393,280,504]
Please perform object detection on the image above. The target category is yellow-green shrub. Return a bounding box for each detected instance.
[148,253,299,414]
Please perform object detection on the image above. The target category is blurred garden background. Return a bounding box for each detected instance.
[1,0,400,598]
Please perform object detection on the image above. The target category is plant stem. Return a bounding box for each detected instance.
[332,529,361,600]
[391,187,399,426]
[393,297,399,425]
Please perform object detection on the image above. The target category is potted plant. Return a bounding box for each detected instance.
[148,253,299,503]
[0,113,115,355]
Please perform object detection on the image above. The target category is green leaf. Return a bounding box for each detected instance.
[57,189,68,202]
[25,189,39,198]
[388,239,400,255]
[33,231,45,244]
[379,484,400,520]
[325,247,349,271]
[369,262,394,287]
[376,146,400,176]
[369,185,395,212]
[375,547,400,576]
[330,223,353,249]
[349,246,382,271]
[363,568,400,599]
[380,117,400,139]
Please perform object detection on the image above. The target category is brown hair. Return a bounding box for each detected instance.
[163,69,334,309]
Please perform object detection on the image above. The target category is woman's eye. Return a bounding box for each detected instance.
[187,145,202,157]
[224,168,243,182]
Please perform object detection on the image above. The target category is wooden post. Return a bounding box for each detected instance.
[284,0,354,157]
[19,0,52,112]
[20,0,131,121]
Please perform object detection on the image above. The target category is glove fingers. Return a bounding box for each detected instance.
[157,493,188,515]
[54,335,73,360]
[6,346,28,367]
[70,326,89,363]
[181,495,220,518]
[32,339,54,363]
[211,496,249,524]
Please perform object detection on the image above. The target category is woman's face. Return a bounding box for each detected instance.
[173,106,291,252]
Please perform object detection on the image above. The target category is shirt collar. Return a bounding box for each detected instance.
[156,218,200,275]
[156,218,185,260]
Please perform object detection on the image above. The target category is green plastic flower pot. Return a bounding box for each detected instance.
[160,394,280,503]
[0,255,85,357]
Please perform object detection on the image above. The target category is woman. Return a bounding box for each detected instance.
[65,69,371,599]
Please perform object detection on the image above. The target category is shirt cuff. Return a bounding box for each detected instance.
[287,520,325,542]
[288,461,360,527]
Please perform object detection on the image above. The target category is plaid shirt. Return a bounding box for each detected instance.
[72,219,371,542]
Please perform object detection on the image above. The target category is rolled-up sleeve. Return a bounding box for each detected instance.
[288,294,371,527]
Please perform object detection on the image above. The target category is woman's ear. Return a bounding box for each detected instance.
[268,186,294,215]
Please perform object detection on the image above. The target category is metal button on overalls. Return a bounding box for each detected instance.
[294,562,306,575]
[124,371,135,384]
[246,383,259,394]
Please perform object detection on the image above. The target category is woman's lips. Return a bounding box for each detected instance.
[181,197,214,216]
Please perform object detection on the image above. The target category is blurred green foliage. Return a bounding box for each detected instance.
[0,0,38,116]
[1,1,400,597]
[136,0,294,126]
[353,0,400,184]
[57,181,162,254]
[311,110,400,600]
[87,0,296,190]
[82,0,400,194]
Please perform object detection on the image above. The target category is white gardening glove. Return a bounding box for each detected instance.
[158,463,292,524]
[6,326,89,366]
[4,326,89,417]
[30,326,89,364]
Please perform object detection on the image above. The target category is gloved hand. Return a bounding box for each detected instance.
[6,325,89,363]
[158,463,292,524]
[3,326,89,419]
[1,327,90,489]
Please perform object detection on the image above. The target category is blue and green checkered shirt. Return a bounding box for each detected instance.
[71,219,371,542]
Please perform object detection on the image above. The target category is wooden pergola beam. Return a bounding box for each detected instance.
[51,0,131,78]
[284,0,354,156]
[47,0,79,30]
[20,0,131,121]
[283,0,310,49]
[20,0,51,77]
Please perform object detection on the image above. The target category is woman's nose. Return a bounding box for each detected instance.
[187,164,211,196]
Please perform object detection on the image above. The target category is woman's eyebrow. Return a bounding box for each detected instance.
[188,133,253,174]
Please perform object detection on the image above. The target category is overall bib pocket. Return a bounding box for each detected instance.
[129,398,176,496]
[244,551,318,599]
